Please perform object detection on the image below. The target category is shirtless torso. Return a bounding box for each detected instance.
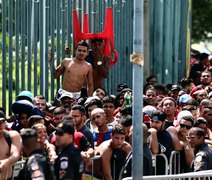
[51,42,94,96]
[0,130,21,180]
[88,39,110,90]
[92,55,110,90]
[94,138,132,180]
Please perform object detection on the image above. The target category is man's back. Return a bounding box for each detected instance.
[19,149,56,180]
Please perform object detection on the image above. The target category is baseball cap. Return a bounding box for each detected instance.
[116,83,128,92]
[143,105,157,118]
[59,92,74,100]
[151,110,166,122]
[179,94,192,105]
[55,122,75,135]
[16,91,34,102]
[171,85,182,91]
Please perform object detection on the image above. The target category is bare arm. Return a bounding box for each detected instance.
[167,126,184,151]
[183,143,194,166]
[96,56,110,78]
[148,128,159,154]
[87,64,94,96]
[53,60,66,79]
[49,51,66,79]
[0,131,21,172]
[101,148,113,180]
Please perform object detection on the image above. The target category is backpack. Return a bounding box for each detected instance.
[3,130,12,149]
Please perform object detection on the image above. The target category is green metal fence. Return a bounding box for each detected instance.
[0,0,191,115]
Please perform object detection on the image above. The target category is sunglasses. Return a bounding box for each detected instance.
[186,135,199,141]
[206,113,212,117]
[55,132,64,136]
[180,124,192,130]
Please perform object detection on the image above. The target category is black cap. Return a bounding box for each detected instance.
[55,122,75,135]
[171,84,182,91]
[117,83,128,92]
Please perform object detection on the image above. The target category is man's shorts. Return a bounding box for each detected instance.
[57,88,81,100]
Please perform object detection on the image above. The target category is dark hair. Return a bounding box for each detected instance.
[121,115,132,127]
[120,106,132,116]
[199,53,209,61]
[151,110,166,121]
[200,99,212,109]
[194,127,206,137]
[102,96,115,106]
[94,87,107,96]
[161,97,177,107]
[112,124,126,135]
[20,129,38,148]
[153,84,166,94]
[145,87,157,95]
[71,104,86,115]
[62,114,75,126]
[186,98,199,107]
[91,38,103,43]
[84,98,102,116]
[179,78,193,88]
[146,75,156,83]
[53,107,66,116]
[194,117,207,127]
[77,40,89,49]
[179,115,194,126]
[28,115,44,128]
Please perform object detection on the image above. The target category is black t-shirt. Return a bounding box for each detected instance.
[155,130,173,175]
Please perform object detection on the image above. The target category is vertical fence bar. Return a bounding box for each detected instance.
[163,0,174,83]
[20,0,26,90]
[8,0,13,113]
[27,0,32,91]
[45,0,50,100]
[67,0,72,58]
[15,0,20,96]
[50,0,56,98]
[39,0,44,95]
[61,0,66,59]
[56,0,61,91]
[2,0,7,110]
[34,0,39,96]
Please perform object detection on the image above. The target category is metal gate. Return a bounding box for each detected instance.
[0,0,191,114]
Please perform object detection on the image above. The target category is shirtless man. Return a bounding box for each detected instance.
[0,117,21,179]
[50,40,94,97]
[86,38,110,90]
[95,124,132,180]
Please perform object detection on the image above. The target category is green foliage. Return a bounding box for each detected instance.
[192,0,212,43]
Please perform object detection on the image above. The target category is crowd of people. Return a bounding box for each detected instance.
[0,40,212,180]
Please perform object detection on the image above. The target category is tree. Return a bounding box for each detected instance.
[192,0,212,43]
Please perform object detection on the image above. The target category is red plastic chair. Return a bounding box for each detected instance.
[73,8,118,65]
